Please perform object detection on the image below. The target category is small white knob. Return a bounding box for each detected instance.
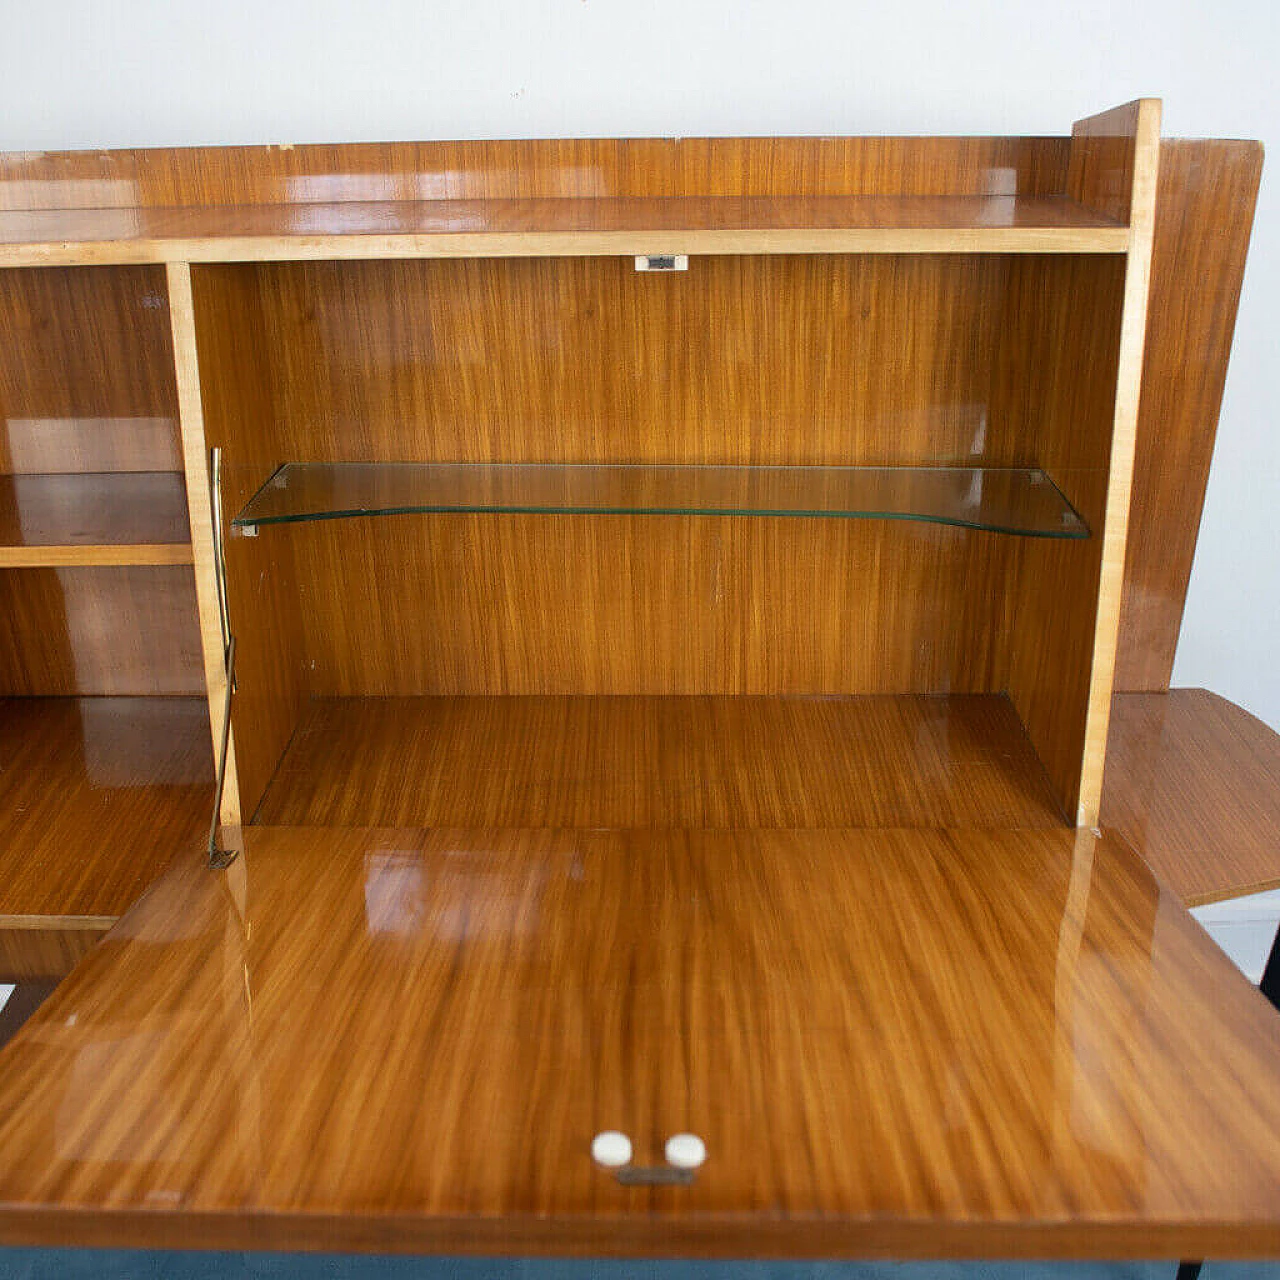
[591,1130,633,1168]
[664,1132,707,1169]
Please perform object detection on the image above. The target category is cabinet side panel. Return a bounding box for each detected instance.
[1002,102,1160,822]
[1114,139,1263,690]
[997,256,1126,818]
[1067,101,1145,223]
[1070,101,1161,825]
[187,265,307,821]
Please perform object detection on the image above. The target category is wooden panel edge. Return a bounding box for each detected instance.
[165,261,242,826]
[1075,100,1162,826]
[0,544,194,568]
[0,1207,1277,1260]
[0,226,1132,269]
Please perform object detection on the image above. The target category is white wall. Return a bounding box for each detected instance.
[3,0,1277,724]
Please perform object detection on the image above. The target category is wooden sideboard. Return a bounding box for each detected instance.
[2,101,1279,1259]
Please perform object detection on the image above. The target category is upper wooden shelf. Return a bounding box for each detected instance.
[0,195,1128,267]
[0,472,193,567]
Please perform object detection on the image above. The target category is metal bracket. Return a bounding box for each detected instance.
[635,254,688,272]
[207,634,238,870]
[210,448,232,654]
[612,1164,696,1187]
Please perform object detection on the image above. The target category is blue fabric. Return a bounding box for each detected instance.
[0,1256,1277,1280]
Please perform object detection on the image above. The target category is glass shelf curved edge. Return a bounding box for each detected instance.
[231,462,1090,540]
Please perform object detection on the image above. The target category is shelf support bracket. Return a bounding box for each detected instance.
[210,448,233,654]
[207,634,239,870]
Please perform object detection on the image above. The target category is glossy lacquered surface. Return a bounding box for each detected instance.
[1116,141,1264,690]
[0,196,1129,267]
[254,694,1066,828]
[0,263,203,692]
[0,567,205,696]
[0,697,212,919]
[1,826,1279,1256]
[0,925,110,981]
[195,246,1130,821]
[234,463,1087,537]
[0,135,1075,205]
[1103,689,1280,904]
[0,471,191,566]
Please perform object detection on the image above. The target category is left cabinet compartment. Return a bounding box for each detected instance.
[0,266,212,1013]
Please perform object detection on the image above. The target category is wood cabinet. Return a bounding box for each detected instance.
[1,101,1279,1259]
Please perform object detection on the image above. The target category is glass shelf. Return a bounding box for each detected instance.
[232,463,1089,539]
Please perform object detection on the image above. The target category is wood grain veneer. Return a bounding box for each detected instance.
[1103,689,1280,905]
[0,543,193,568]
[0,196,1129,267]
[999,102,1159,823]
[0,471,191,568]
[183,118,1156,825]
[0,265,180,472]
[1070,101,1161,826]
[0,135,1116,267]
[1115,140,1265,690]
[253,694,1066,828]
[998,254,1124,821]
[166,261,246,825]
[233,253,1024,466]
[1,825,1279,1257]
[0,567,204,695]
[0,697,212,918]
[289,515,1017,698]
[0,923,111,981]
[183,263,308,823]
[0,136,1076,207]
[195,250,1043,820]
[198,252,1068,714]
[0,262,202,689]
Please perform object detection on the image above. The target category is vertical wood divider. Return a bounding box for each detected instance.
[166,260,242,827]
[1072,100,1161,827]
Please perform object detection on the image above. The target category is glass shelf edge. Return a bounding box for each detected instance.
[231,463,1091,541]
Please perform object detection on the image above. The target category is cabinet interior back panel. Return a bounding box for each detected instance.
[242,255,1026,467]
[200,255,1111,701]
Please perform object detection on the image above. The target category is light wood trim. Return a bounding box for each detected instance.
[166,261,241,826]
[0,914,116,931]
[0,225,1131,269]
[0,543,193,568]
[1073,100,1162,826]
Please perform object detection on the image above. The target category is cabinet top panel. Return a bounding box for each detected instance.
[0,127,1161,264]
[1,825,1279,1257]
[0,194,1127,267]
